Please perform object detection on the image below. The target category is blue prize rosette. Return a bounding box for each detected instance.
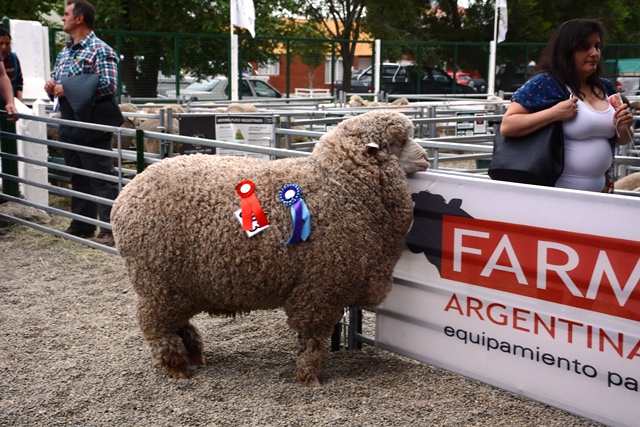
[278,183,310,245]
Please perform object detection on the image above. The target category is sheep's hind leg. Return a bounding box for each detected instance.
[296,335,323,387]
[141,328,191,379]
[137,299,200,379]
[177,322,205,366]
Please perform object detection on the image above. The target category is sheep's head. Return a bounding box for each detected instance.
[324,110,429,175]
[395,138,430,174]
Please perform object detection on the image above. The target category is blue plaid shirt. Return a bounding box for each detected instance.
[51,31,118,98]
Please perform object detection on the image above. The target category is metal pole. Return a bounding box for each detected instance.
[487,3,499,95]
[347,307,363,350]
[135,129,145,173]
[374,40,381,102]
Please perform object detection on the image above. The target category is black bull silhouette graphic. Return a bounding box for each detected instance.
[405,191,474,275]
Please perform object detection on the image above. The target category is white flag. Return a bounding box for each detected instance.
[231,0,255,38]
[497,0,508,43]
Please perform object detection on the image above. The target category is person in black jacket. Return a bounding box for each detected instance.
[44,1,123,246]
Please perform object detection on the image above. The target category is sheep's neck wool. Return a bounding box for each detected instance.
[236,180,269,232]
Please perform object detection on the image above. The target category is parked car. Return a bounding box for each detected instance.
[335,63,477,95]
[164,76,283,101]
[604,58,640,96]
[416,67,478,95]
[495,63,537,93]
[447,71,487,93]
[156,74,195,97]
[618,75,640,96]
[614,59,640,96]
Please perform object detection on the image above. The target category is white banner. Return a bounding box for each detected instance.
[231,0,256,38]
[378,172,640,427]
[497,0,508,43]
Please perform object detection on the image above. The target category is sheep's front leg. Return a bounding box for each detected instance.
[296,335,323,387]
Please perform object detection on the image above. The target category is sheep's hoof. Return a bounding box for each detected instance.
[298,372,321,387]
[189,354,206,366]
[165,365,190,379]
[162,354,190,379]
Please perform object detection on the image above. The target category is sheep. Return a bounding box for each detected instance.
[615,172,640,192]
[348,94,409,108]
[48,103,140,150]
[222,102,261,113]
[139,103,284,154]
[111,103,139,149]
[137,104,186,154]
[111,110,430,386]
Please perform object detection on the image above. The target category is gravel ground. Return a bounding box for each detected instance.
[0,200,606,427]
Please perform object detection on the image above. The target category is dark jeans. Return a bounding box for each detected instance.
[61,135,119,233]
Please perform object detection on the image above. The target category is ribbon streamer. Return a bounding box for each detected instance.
[236,180,269,231]
[278,183,311,245]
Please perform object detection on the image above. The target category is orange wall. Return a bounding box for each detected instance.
[265,56,332,94]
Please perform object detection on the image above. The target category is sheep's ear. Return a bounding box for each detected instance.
[364,142,379,155]
[388,138,401,155]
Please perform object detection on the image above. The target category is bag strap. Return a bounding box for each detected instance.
[548,73,570,100]
[10,52,18,94]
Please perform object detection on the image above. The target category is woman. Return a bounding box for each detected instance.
[500,19,634,192]
[0,28,23,102]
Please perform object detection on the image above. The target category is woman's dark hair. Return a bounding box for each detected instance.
[69,1,96,30]
[0,28,11,39]
[537,19,607,100]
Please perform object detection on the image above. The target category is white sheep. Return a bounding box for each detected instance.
[615,172,640,192]
[111,110,429,386]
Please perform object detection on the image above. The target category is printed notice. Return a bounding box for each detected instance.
[215,115,277,159]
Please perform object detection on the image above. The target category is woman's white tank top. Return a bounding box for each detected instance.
[555,96,616,192]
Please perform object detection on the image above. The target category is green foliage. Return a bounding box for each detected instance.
[88,0,293,97]
[19,0,640,96]
[361,0,640,81]
[2,0,62,27]
[475,0,640,44]
[363,0,640,45]
[290,0,370,91]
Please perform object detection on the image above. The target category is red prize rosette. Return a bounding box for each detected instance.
[236,180,269,231]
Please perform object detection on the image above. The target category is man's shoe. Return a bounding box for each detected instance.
[90,232,115,246]
[64,228,95,239]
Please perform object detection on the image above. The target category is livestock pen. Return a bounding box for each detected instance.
[1,97,640,426]
[2,96,640,245]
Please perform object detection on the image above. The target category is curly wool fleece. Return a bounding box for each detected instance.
[111,110,424,386]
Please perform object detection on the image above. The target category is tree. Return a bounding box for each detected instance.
[363,0,640,84]
[89,0,295,97]
[287,22,331,89]
[291,0,369,92]
[501,0,640,43]
[3,0,61,27]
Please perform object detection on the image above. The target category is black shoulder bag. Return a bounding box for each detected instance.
[488,80,570,187]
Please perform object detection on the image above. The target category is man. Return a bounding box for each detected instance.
[44,1,122,246]
[0,28,23,101]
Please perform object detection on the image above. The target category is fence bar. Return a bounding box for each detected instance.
[0,116,19,197]
[0,211,118,255]
[136,129,146,173]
